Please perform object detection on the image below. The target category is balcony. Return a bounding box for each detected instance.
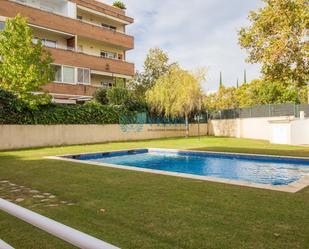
[77,18,125,34]
[42,82,99,97]
[1,0,134,50]
[46,47,135,76]
[9,0,72,17]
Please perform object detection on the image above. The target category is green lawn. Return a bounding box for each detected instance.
[0,137,309,249]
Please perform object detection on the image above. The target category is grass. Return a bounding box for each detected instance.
[0,136,308,249]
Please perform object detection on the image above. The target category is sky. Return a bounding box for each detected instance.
[101,0,264,92]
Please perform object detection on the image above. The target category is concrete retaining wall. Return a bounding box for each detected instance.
[0,124,207,150]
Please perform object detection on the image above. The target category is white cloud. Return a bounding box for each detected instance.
[100,0,264,90]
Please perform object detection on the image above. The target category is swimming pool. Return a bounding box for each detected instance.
[53,149,309,192]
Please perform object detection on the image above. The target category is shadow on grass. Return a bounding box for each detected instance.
[190,146,309,158]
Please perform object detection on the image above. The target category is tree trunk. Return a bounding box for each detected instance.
[185,114,189,138]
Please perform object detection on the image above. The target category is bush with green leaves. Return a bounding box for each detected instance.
[0,88,131,125]
[123,97,148,112]
[112,0,126,10]
[93,88,108,105]
[107,86,130,105]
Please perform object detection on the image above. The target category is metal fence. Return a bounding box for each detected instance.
[209,103,309,120]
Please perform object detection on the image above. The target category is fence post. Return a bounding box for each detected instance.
[294,104,300,118]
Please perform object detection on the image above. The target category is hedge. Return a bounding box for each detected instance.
[0,88,131,125]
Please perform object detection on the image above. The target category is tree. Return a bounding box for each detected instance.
[239,0,309,87]
[0,14,53,108]
[146,65,204,137]
[112,1,126,10]
[128,48,172,99]
[236,79,307,108]
[204,86,239,110]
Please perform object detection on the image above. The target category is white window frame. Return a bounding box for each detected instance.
[51,64,77,85]
[100,81,113,89]
[44,39,57,48]
[62,65,75,84]
[51,64,62,83]
[77,67,90,85]
[33,37,57,48]
[100,50,117,60]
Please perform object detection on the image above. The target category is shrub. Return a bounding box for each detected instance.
[112,0,126,10]
[93,88,108,105]
[0,88,132,125]
[123,97,148,112]
[107,87,130,105]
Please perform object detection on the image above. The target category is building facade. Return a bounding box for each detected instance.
[0,0,134,103]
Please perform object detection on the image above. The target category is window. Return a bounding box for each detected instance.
[101,81,113,88]
[32,37,39,44]
[51,65,90,85]
[63,66,75,83]
[84,69,90,84]
[51,65,62,82]
[32,38,57,48]
[77,68,90,84]
[102,23,117,31]
[0,22,5,30]
[100,51,117,60]
[44,39,57,48]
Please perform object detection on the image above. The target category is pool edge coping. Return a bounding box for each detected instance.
[45,148,309,193]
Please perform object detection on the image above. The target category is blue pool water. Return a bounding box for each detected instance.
[66,149,309,186]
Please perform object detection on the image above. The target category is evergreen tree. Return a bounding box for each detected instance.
[244,69,247,84]
[219,72,223,88]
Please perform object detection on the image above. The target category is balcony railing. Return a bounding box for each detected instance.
[46,47,135,76]
[4,0,134,50]
[34,41,130,63]
[10,0,68,17]
[11,1,127,35]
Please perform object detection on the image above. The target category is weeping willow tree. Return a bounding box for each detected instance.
[146,65,205,137]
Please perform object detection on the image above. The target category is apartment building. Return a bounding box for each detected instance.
[0,0,135,103]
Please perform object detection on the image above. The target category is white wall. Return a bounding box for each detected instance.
[290,119,309,145]
[209,116,309,145]
[269,122,291,144]
[208,116,293,141]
